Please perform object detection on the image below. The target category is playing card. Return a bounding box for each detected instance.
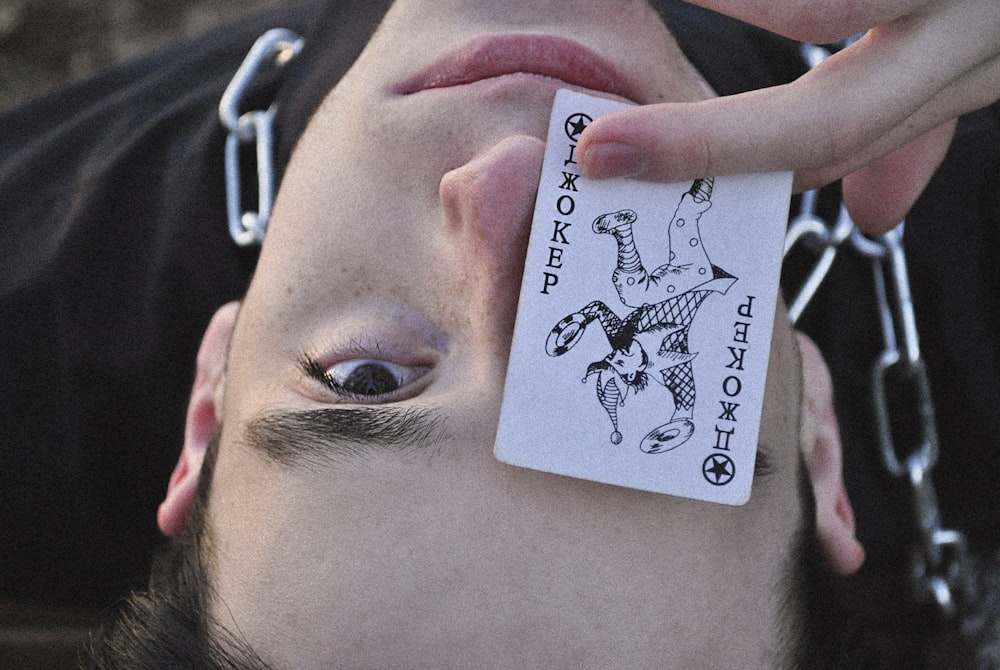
[495,90,792,505]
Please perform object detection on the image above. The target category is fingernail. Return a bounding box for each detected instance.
[580,141,649,179]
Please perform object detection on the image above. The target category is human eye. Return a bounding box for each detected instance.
[300,353,430,404]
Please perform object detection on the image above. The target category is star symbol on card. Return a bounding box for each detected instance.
[702,454,735,486]
[564,113,592,141]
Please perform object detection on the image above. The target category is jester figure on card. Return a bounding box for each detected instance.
[545,178,736,452]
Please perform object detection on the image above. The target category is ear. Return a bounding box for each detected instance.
[796,333,866,575]
[157,302,241,537]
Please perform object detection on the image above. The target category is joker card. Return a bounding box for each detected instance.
[495,90,792,505]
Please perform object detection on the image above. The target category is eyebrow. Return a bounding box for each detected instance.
[243,405,447,469]
[243,404,777,487]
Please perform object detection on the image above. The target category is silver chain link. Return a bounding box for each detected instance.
[849,225,971,617]
[782,188,854,324]
[785,41,971,618]
[219,28,304,246]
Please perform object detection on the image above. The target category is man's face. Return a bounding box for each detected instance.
[199,1,822,667]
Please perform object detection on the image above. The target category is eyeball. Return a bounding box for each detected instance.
[302,353,430,404]
[325,359,411,397]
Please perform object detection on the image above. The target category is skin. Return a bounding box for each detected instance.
[158,2,864,667]
[578,0,1000,233]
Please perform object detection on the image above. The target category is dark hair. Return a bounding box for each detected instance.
[85,433,274,670]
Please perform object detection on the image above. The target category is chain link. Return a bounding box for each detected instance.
[849,226,940,476]
[785,41,970,620]
[219,28,304,246]
[783,195,854,324]
[850,226,970,616]
[786,188,971,618]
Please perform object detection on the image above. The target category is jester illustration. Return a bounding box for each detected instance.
[545,178,737,453]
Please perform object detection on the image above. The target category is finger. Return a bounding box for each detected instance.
[794,50,1000,191]
[841,120,956,234]
[578,33,915,181]
[683,0,923,44]
[579,14,998,186]
[577,71,896,183]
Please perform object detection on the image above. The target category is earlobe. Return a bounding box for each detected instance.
[157,302,240,537]
[797,333,866,576]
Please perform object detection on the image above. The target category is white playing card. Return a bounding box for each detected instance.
[495,89,792,505]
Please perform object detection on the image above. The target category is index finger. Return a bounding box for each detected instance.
[683,0,920,43]
[577,6,999,189]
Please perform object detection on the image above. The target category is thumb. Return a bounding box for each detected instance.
[841,120,956,234]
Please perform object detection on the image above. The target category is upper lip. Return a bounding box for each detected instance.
[395,33,641,101]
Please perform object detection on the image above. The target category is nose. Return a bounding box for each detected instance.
[440,135,544,271]
[439,135,544,355]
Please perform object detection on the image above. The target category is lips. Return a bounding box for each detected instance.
[395,34,641,102]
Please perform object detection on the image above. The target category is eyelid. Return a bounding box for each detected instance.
[295,312,447,405]
[298,352,432,405]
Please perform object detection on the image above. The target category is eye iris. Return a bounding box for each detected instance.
[340,363,400,396]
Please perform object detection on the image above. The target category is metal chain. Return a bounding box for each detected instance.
[849,226,971,617]
[782,186,854,324]
[784,190,971,618]
[219,28,304,246]
[784,41,971,620]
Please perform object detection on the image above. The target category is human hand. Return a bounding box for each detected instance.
[578,0,1000,233]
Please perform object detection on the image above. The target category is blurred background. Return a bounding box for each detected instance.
[1,3,296,667]
[0,0,290,111]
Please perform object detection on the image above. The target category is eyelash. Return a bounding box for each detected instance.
[300,353,428,404]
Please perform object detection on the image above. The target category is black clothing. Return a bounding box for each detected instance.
[1,1,996,665]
